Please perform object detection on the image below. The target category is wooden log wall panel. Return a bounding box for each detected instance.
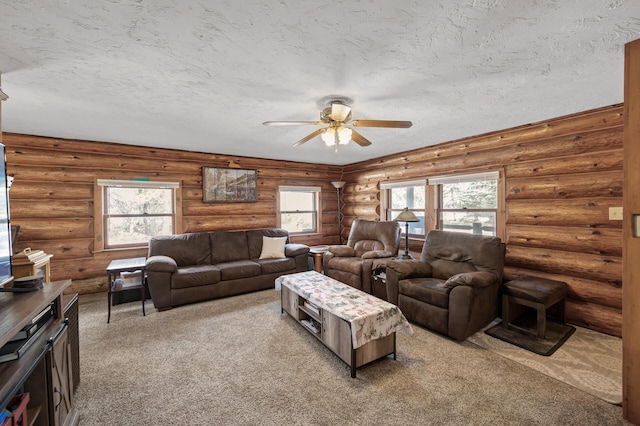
[506,224,622,256]
[11,199,93,219]
[342,105,624,337]
[566,299,622,338]
[506,198,620,228]
[507,171,623,200]
[342,203,380,218]
[9,181,93,200]
[506,149,623,178]
[347,108,624,173]
[13,238,94,261]
[505,245,621,286]
[3,133,342,291]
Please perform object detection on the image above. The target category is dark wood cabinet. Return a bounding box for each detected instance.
[0,280,79,426]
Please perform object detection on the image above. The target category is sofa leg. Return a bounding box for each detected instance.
[158,306,172,312]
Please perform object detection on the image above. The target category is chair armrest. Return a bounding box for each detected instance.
[385,260,432,305]
[441,271,498,291]
[327,245,356,257]
[362,250,394,259]
[285,243,309,257]
[145,255,178,273]
[386,260,432,279]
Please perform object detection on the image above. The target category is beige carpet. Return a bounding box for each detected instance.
[74,290,628,425]
[468,318,623,405]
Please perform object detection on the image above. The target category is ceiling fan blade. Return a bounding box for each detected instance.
[350,129,373,147]
[350,120,413,128]
[293,128,324,147]
[263,121,323,126]
[331,102,352,122]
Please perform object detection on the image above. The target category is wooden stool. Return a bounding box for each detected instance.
[502,276,567,339]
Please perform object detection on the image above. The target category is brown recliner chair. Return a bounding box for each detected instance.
[323,219,401,293]
[385,230,504,341]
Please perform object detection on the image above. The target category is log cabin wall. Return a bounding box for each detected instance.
[342,105,624,337]
[2,134,342,295]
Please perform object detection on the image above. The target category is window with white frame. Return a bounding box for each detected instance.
[278,186,321,234]
[381,180,427,237]
[430,171,499,236]
[98,179,179,249]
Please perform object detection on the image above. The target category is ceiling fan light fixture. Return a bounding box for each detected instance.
[338,126,352,145]
[321,128,335,146]
[331,102,352,122]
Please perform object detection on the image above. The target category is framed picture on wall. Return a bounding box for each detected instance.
[202,167,257,203]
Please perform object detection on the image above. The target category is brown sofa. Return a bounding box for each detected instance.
[323,219,401,293]
[385,230,504,341]
[145,228,309,310]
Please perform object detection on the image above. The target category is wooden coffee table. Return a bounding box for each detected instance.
[276,271,413,377]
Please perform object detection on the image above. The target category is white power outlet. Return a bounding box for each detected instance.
[609,207,623,220]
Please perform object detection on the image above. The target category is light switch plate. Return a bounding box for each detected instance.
[609,207,623,220]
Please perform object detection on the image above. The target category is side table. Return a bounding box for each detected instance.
[106,257,147,323]
[308,246,329,273]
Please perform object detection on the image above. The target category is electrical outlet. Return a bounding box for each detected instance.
[609,207,623,220]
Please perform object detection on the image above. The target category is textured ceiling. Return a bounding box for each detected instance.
[0,1,639,166]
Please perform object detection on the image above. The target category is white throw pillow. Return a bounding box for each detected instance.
[259,236,287,259]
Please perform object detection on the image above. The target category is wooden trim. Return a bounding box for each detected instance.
[497,167,506,241]
[623,37,640,425]
[93,182,103,252]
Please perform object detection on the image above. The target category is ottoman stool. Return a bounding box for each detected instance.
[502,276,567,339]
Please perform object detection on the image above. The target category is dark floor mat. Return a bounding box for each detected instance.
[485,316,575,356]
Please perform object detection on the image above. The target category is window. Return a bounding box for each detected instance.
[381,180,426,237]
[97,180,179,249]
[278,186,321,234]
[430,171,499,236]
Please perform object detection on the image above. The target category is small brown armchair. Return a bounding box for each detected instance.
[323,219,401,293]
[385,230,504,341]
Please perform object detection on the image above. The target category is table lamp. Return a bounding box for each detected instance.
[394,207,419,259]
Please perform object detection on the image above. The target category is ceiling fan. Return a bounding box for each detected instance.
[263,99,412,151]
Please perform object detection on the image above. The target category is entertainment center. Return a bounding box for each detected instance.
[0,280,79,425]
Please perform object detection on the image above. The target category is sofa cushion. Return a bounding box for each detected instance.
[259,236,287,259]
[210,231,250,263]
[148,233,212,266]
[399,278,449,309]
[216,260,261,280]
[256,258,296,274]
[247,228,289,259]
[171,265,221,290]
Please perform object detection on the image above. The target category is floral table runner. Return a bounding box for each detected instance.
[276,270,414,349]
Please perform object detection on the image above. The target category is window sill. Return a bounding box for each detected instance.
[94,246,148,254]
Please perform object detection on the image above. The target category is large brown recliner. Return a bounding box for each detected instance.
[385,230,504,341]
[323,219,401,293]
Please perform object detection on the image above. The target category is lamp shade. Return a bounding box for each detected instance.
[394,208,419,222]
[331,181,346,189]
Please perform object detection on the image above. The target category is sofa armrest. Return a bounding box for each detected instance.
[327,245,356,257]
[441,271,498,291]
[285,243,309,257]
[145,255,178,273]
[145,255,177,310]
[362,250,394,259]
